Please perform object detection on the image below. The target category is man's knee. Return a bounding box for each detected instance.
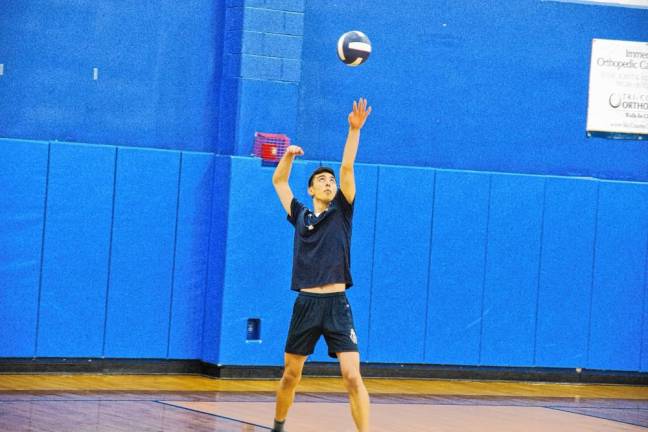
[342,370,363,393]
[280,363,303,389]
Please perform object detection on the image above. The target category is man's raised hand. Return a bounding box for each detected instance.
[286,145,305,157]
[348,98,372,130]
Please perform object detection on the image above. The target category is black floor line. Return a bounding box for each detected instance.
[0,399,184,403]
[545,406,648,429]
[548,405,648,410]
[154,400,272,430]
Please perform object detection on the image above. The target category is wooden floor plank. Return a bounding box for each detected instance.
[0,400,266,432]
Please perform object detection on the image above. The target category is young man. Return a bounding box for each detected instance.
[271,98,372,432]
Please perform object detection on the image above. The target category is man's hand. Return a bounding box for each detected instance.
[348,98,372,130]
[285,145,304,157]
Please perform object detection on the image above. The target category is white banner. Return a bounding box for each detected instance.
[586,38,648,138]
[544,0,648,9]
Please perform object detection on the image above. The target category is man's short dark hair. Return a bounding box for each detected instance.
[308,166,336,187]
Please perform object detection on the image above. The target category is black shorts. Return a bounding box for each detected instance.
[285,291,359,359]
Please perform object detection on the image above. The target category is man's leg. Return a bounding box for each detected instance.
[274,352,308,430]
[338,351,370,432]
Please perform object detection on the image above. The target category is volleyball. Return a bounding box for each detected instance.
[337,31,372,67]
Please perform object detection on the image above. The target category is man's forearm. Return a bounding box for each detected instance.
[341,127,360,169]
[272,152,296,184]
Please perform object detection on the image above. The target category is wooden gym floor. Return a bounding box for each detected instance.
[0,374,646,431]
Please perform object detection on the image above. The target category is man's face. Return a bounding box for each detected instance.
[308,173,337,203]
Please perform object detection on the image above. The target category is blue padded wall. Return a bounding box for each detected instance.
[202,156,231,364]
[218,157,320,365]
[425,170,490,365]
[167,152,214,359]
[588,181,648,371]
[0,140,222,360]
[37,143,116,357]
[480,174,545,366]
[1,139,646,372]
[103,148,181,358]
[0,139,49,356]
[534,177,598,368]
[369,166,435,363]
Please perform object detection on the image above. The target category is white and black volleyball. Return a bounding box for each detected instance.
[337,31,371,67]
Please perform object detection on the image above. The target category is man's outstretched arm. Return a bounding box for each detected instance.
[272,145,304,216]
[340,98,372,204]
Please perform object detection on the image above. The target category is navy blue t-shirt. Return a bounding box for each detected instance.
[286,190,354,291]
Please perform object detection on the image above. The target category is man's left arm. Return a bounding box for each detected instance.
[340,98,372,204]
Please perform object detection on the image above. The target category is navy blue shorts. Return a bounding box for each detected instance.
[285,291,359,359]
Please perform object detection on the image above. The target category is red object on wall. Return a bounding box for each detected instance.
[253,132,290,163]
